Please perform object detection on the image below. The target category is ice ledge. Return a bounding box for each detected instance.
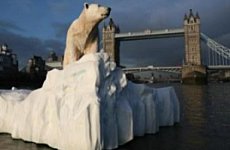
[0,53,180,150]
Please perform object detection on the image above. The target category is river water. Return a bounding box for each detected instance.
[0,83,230,150]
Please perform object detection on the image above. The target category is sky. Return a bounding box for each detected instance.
[0,0,230,68]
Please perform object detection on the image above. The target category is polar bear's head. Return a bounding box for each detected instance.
[83,3,111,22]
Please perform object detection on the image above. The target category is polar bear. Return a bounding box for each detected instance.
[63,3,111,67]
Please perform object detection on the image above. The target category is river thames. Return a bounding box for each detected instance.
[0,83,230,150]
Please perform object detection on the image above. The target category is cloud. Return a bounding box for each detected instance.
[215,33,230,48]
[52,22,69,40]
[48,1,71,15]
[47,0,83,18]
[1,0,33,13]
[43,39,65,55]
[0,20,24,32]
[120,38,184,67]
[0,29,65,68]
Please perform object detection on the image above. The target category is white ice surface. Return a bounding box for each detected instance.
[0,53,180,150]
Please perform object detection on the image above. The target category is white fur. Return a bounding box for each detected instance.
[63,3,110,68]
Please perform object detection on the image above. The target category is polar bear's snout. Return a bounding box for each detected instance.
[101,7,111,18]
[107,7,111,15]
[108,7,111,12]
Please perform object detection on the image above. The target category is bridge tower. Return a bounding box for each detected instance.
[184,9,201,65]
[182,9,207,84]
[102,18,120,66]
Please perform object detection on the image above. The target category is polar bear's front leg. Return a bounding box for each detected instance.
[84,38,98,54]
[63,43,82,68]
[84,28,99,54]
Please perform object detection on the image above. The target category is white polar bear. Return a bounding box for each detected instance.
[63,3,111,67]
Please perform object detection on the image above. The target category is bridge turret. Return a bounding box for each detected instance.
[102,18,120,65]
[184,14,188,21]
[195,12,200,24]
[184,9,200,25]
[189,9,194,18]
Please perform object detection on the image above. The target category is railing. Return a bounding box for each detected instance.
[201,33,230,64]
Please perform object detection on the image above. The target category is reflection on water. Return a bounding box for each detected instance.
[181,85,207,149]
[1,83,230,150]
[117,83,230,150]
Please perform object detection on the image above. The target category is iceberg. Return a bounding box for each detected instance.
[0,52,179,150]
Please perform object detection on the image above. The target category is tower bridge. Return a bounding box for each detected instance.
[102,9,230,83]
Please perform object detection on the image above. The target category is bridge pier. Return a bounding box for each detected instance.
[181,65,207,84]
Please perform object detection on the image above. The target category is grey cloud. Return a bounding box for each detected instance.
[120,38,184,67]
[52,22,69,40]
[0,20,24,32]
[48,1,71,14]
[2,0,33,13]
[0,30,65,68]
[201,8,230,38]
[48,0,83,18]
[43,39,65,56]
[216,33,230,47]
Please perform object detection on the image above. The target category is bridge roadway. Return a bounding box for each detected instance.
[123,65,230,74]
[115,28,184,41]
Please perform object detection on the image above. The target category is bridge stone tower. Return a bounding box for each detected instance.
[102,18,120,66]
[182,9,207,84]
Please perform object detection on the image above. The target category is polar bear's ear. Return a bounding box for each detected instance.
[84,3,89,9]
